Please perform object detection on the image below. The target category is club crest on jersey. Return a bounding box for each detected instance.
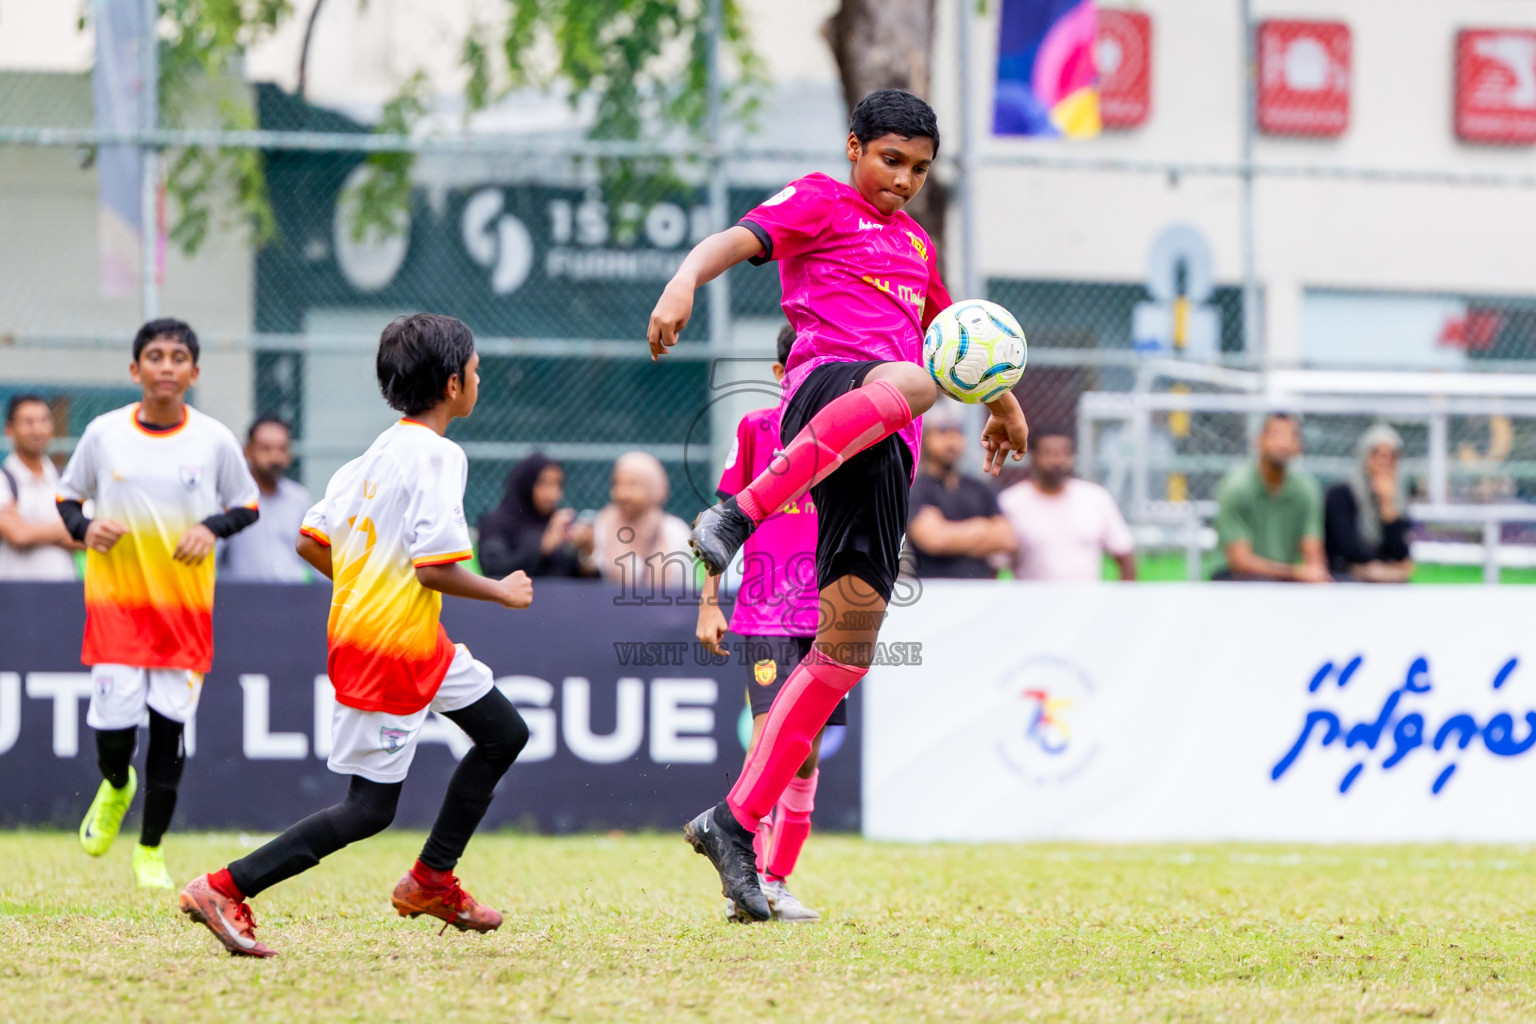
[380,727,410,753]
[753,658,778,686]
[906,231,928,262]
[762,184,796,207]
[178,465,204,491]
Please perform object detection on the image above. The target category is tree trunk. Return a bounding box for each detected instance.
[824,0,949,270]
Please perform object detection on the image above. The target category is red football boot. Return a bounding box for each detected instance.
[391,864,503,934]
[179,874,278,958]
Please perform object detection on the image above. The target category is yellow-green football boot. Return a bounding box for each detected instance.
[79,766,137,857]
[132,843,173,889]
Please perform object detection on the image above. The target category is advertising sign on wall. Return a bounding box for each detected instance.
[865,583,1536,843]
[1097,9,1152,130]
[0,582,861,833]
[1456,28,1536,145]
[1256,20,1351,137]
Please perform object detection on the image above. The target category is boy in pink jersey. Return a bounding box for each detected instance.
[649,90,1029,920]
[697,326,842,923]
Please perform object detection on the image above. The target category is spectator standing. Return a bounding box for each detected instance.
[220,417,312,582]
[0,394,79,580]
[906,404,1015,578]
[592,451,693,592]
[998,427,1135,581]
[1325,423,1413,583]
[478,453,595,578]
[1213,413,1328,583]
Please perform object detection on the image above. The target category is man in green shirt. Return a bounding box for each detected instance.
[1213,413,1330,583]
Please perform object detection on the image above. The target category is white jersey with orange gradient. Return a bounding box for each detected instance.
[301,418,473,715]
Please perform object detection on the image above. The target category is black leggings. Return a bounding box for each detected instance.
[95,709,186,848]
[228,687,528,898]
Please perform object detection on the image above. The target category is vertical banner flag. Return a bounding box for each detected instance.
[993,0,1101,138]
[91,0,147,298]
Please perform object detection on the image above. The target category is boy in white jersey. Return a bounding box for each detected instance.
[181,313,534,958]
[57,319,261,889]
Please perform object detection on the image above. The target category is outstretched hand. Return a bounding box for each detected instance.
[979,392,1029,476]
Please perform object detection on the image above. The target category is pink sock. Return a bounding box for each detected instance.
[736,379,912,523]
[728,652,862,829]
[766,769,818,880]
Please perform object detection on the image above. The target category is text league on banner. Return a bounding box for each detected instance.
[0,581,861,833]
[1456,29,1536,145]
[1257,20,1351,138]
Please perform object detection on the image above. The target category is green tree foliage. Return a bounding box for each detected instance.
[88,0,764,255]
[158,0,291,253]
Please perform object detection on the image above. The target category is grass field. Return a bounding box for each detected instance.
[6,834,1536,1022]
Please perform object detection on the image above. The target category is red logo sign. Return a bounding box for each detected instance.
[1456,29,1536,145]
[1257,20,1351,137]
[1097,9,1152,130]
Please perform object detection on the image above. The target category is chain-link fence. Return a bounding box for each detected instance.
[5,4,1536,555]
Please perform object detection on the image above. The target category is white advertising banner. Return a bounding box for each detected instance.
[864,583,1536,842]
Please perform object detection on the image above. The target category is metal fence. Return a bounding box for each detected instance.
[5,3,1536,538]
[1079,380,1536,580]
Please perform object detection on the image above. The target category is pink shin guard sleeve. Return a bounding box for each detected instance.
[765,769,818,880]
[736,378,912,523]
[728,654,862,829]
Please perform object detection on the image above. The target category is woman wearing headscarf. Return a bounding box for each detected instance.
[592,451,694,593]
[1324,423,1413,583]
[477,453,595,578]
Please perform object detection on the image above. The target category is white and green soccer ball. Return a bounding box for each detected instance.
[923,299,1028,404]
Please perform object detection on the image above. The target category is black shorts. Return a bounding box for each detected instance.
[738,634,850,726]
[781,360,914,604]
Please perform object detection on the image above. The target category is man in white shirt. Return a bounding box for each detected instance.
[998,427,1136,582]
[0,394,79,580]
[220,417,313,582]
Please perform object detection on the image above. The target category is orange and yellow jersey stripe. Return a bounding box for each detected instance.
[304,420,474,714]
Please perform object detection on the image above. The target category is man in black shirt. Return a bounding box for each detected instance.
[906,404,1016,578]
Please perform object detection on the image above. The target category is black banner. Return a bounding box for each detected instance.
[0,581,860,833]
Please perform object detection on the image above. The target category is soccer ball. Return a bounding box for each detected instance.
[923,300,1028,404]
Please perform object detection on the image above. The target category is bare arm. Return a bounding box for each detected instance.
[696,572,729,657]
[647,226,765,359]
[1351,560,1414,584]
[908,508,1017,559]
[416,562,533,609]
[1223,540,1298,582]
[1297,537,1331,584]
[296,534,333,580]
[1113,551,1137,581]
[0,507,78,550]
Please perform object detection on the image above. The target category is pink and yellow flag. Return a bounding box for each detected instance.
[993,0,1102,138]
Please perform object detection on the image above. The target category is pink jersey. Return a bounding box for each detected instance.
[717,406,819,637]
[739,172,953,472]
